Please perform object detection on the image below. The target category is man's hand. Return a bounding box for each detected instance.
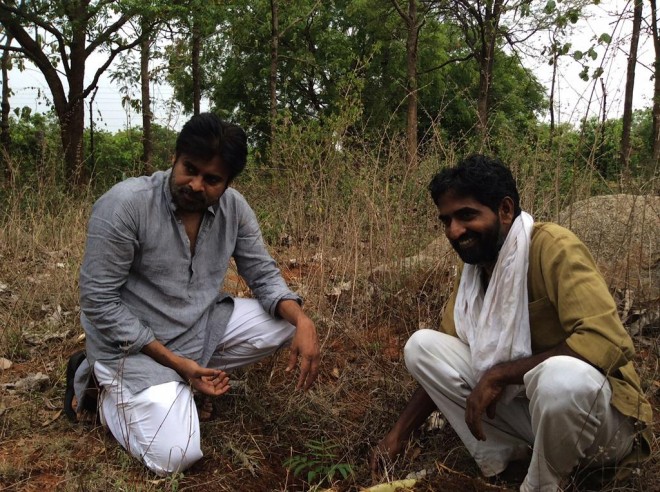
[465,368,505,441]
[286,314,320,390]
[141,339,230,396]
[176,357,231,396]
[369,386,437,479]
[369,430,406,478]
[276,299,320,390]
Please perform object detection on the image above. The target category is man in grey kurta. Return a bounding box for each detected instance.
[74,113,320,475]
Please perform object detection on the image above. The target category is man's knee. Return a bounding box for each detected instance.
[140,436,203,476]
[404,329,437,372]
[525,356,609,414]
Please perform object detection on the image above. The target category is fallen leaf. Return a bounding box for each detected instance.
[42,410,62,427]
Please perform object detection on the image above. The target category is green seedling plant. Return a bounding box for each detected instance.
[284,438,353,487]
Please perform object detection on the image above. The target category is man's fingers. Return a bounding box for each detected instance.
[486,401,497,419]
[303,357,319,390]
[286,347,298,372]
[296,356,311,389]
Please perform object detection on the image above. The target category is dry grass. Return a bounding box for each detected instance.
[0,132,658,491]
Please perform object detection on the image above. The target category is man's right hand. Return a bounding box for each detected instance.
[176,357,231,396]
[141,339,230,396]
[369,431,406,477]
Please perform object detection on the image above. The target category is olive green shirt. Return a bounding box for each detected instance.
[440,222,652,456]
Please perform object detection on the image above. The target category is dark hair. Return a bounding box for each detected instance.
[428,154,521,216]
[175,113,248,181]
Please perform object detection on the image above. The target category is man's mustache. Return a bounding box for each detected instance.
[450,231,479,247]
[180,187,205,203]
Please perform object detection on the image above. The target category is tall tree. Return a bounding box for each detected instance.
[0,0,149,185]
[650,0,660,163]
[164,1,225,116]
[621,0,643,175]
[140,16,154,173]
[431,0,591,147]
[1,30,12,183]
[391,0,426,168]
[269,0,279,149]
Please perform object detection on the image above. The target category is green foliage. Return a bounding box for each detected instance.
[283,438,353,486]
[86,123,176,192]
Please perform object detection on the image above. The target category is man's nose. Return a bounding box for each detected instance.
[445,220,466,241]
[189,175,204,192]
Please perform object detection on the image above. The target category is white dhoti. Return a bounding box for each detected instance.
[94,298,296,476]
[404,329,636,492]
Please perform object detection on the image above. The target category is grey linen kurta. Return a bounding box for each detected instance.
[75,169,299,399]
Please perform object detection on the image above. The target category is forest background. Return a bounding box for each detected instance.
[0,0,658,491]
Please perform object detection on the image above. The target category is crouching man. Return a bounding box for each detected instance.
[371,155,651,491]
[73,113,319,476]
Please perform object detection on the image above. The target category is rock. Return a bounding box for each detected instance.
[369,237,456,282]
[0,357,12,370]
[559,194,659,303]
[1,372,50,393]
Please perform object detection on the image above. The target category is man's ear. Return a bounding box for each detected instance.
[499,197,515,226]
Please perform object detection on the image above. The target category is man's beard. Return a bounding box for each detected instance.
[450,220,504,265]
[170,174,209,213]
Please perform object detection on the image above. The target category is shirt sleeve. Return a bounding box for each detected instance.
[536,227,635,374]
[79,189,156,354]
[231,195,300,316]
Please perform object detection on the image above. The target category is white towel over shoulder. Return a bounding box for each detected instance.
[454,211,534,403]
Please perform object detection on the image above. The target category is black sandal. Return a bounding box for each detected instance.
[64,350,87,422]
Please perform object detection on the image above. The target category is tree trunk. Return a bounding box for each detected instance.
[476,0,502,148]
[141,23,153,174]
[59,100,86,186]
[621,0,643,175]
[64,14,88,187]
[549,37,559,148]
[192,18,202,116]
[1,33,12,184]
[650,0,660,164]
[269,0,279,161]
[404,0,419,169]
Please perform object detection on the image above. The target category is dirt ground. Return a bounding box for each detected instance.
[1,249,658,492]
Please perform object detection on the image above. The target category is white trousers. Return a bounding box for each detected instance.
[94,298,296,476]
[404,330,636,492]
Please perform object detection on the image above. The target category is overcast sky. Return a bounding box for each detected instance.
[3,0,655,133]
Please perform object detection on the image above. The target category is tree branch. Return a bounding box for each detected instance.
[418,52,475,74]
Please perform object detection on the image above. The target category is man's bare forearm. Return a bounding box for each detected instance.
[487,341,586,386]
[389,385,437,441]
[141,339,184,372]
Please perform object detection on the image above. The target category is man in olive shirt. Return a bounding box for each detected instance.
[372,155,651,491]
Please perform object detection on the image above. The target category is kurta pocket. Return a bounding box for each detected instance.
[528,296,565,353]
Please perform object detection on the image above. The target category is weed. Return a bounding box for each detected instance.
[284,438,353,486]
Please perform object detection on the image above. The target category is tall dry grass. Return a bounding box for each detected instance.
[0,120,657,491]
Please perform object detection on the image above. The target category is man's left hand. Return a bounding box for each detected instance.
[286,315,320,390]
[465,368,505,441]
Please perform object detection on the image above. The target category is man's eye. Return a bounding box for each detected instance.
[185,164,197,174]
[204,176,221,185]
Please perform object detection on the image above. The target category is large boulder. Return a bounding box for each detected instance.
[558,194,659,305]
